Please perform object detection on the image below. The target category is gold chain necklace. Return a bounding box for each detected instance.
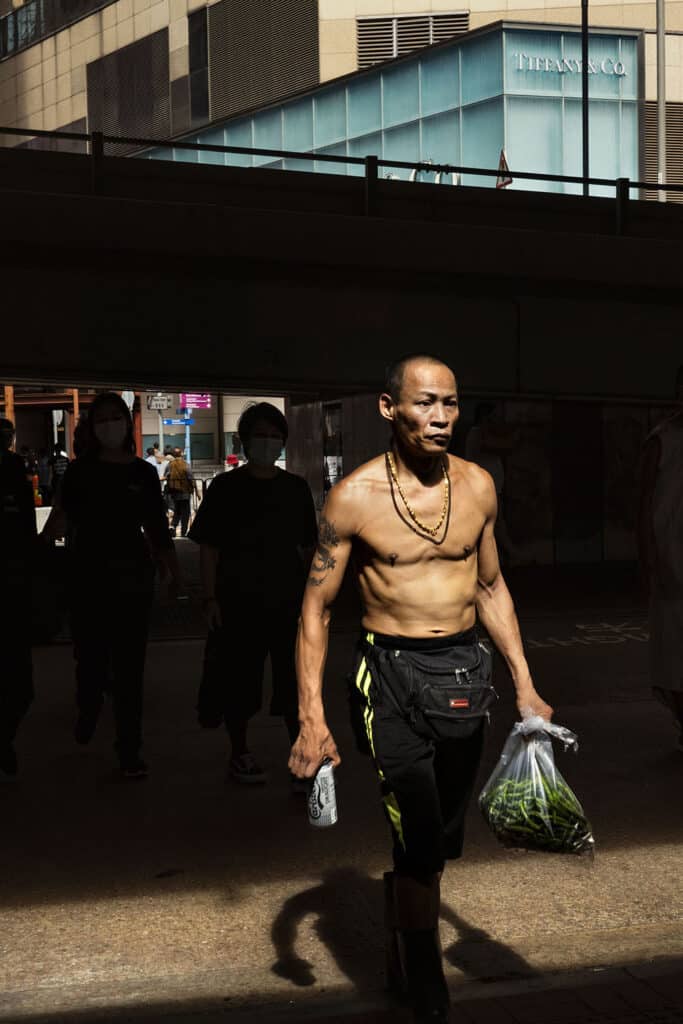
[386,451,450,539]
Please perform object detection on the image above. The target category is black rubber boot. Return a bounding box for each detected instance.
[401,928,450,1023]
[383,871,409,1001]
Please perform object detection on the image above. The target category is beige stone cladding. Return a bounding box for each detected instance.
[319,0,683,94]
[0,0,177,136]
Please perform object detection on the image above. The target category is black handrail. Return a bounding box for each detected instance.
[1,123,682,195]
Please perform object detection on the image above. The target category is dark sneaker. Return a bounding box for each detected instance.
[0,743,18,777]
[229,753,267,785]
[121,758,149,779]
[74,707,100,745]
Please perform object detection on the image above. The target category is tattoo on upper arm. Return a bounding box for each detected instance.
[307,517,340,587]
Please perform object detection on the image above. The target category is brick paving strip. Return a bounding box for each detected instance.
[55,964,680,1024]
[222,965,683,1024]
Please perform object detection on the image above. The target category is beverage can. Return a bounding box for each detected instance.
[307,759,338,828]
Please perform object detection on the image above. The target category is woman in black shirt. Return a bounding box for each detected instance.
[60,392,180,778]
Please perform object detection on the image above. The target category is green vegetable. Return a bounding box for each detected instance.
[480,773,594,855]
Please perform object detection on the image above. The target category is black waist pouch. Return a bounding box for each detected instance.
[363,636,497,741]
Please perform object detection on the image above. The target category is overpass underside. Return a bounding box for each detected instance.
[1,147,682,400]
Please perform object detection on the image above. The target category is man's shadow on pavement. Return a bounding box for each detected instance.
[271,867,535,997]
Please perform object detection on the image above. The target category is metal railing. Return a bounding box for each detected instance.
[2,124,683,233]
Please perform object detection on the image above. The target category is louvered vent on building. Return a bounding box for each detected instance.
[208,0,319,122]
[357,12,469,70]
[87,30,170,153]
[643,101,683,203]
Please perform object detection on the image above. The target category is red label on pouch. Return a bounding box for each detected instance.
[449,698,470,709]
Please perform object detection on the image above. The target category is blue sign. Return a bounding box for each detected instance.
[163,417,194,426]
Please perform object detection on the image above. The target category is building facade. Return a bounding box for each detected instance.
[0,0,682,191]
[146,23,641,197]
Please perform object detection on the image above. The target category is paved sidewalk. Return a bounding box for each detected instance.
[3,560,681,1024]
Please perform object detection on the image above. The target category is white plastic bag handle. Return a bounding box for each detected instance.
[514,713,578,753]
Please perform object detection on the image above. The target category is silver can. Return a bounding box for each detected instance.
[307,759,338,828]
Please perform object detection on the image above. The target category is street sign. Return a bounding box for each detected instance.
[147,393,172,411]
[180,392,212,409]
[163,417,195,426]
[496,149,513,189]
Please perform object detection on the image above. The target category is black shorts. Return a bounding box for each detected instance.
[350,628,491,878]
[197,607,299,727]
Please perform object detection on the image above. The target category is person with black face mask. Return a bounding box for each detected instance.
[54,392,181,778]
[0,418,36,776]
[189,402,317,787]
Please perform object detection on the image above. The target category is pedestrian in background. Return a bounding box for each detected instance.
[190,402,317,787]
[49,443,70,499]
[164,447,197,538]
[57,392,181,778]
[0,419,36,776]
[145,445,163,477]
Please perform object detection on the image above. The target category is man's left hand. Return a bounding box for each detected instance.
[516,687,553,721]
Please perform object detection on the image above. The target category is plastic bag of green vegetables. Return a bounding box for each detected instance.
[479,716,595,856]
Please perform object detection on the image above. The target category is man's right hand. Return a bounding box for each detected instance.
[204,597,222,631]
[288,721,341,778]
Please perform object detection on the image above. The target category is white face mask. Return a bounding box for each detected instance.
[93,420,128,450]
[247,437,282,466]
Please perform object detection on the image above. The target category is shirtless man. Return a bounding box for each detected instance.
[289,354,552,1023]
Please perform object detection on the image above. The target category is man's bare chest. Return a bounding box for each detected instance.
[356,499,483,569]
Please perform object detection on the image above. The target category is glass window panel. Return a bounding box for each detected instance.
[283,157,314,172]
[505,96,563,193]
[504,30,564,97]
[620,101,638,181]
[562,99,582,195]
[588,98,622,197]
[197,125,226,166]
[188,8,208,73]
[314,87,347,147]
[421,110,460,168]
[190,68,209,127]
[347,76,381,138]
[253,109,282,166]
[348,131,382,176]
[225,119,253,167]
[461,98,503,186]
[173,136,199,164]
[382,61,419,128]
[420,50,459,117]
[617,37,638,101]
[383,121,419,179]
[284,100,314,152]
[314,142,349,176]
[558,31,637,100]
[461,33,503,106]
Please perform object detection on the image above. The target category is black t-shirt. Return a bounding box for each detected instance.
[0,451,37,584]
[61,456,172,579]
[189,467,317,609]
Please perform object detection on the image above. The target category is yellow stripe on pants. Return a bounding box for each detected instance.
[358,635,405,851]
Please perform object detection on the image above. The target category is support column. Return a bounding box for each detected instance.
[133,392,143,456]
[67,388,80,456]
[217,393,226,464]
[3,384,15,427]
